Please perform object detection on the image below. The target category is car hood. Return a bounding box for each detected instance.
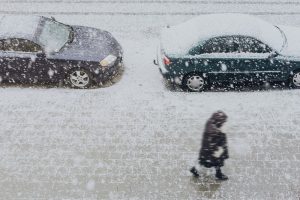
[47,26,122,62]
[278,25,300,58]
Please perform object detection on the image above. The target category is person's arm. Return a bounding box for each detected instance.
[213,132,227,158]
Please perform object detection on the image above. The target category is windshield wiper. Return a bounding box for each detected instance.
[57,27,74,52]
[68,26,74,44]
[275,25,287,53]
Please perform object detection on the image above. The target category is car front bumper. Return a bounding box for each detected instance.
[93,56,123,84]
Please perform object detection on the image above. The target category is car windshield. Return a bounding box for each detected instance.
[38,19,71,53]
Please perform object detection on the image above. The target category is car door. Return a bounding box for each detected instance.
[0,38,53,83]
[0,38,32,82]
[235,36,285,82]
[189,36,240,84]
[0,40,13,82]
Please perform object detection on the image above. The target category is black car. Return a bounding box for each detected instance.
[0,15,123,88]
[155,14,300,92]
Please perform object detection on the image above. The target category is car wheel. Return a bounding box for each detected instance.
[182,73,206,92]
[291,70,300,89]
[68,68,92,89]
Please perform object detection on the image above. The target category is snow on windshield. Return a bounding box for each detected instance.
[38,20,70,53]
[161,14,284,56]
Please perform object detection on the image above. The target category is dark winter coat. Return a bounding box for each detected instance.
[199,111,229,168]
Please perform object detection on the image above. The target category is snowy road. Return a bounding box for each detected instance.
[0,1,300,199]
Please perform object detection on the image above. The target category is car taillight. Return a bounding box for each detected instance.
[163,55,171,66]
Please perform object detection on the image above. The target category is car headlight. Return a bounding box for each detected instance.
[100,55,117,67]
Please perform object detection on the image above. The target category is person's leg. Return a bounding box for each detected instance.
[215,166,228,180]
[190,166,200,177]
[190,161,202,177]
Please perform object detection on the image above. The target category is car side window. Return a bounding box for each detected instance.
[190,36,239,55]
[0,38,42,53]
[237,36,272,53]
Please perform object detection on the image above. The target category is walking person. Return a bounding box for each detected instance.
[190,111,229,180]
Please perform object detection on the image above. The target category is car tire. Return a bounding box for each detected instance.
[67,68,92,89]
[290,70,300,89]
[182,72,206,92]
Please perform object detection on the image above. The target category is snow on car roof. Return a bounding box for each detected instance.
[161,13,284,56]
[0,15,41,41]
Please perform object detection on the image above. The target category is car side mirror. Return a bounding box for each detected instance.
[37,52,46,59]
[268,51,278,59]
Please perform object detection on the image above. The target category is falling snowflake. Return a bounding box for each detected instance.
[94,68,100,74]
[48,69,55,78]
[221,63,227,71]
[30,55,36,62]
[72,178,78,186]
[86,179,95,191]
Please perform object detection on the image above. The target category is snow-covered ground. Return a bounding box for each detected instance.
[0,1,300,199]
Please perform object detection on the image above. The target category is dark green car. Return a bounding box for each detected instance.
[154,14,300,92]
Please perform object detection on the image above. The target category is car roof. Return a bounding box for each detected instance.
[0,15,41,41]
[161,13,284,56]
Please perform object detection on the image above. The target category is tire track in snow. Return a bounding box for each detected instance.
[0,0,299,5]
[1,11,300,16]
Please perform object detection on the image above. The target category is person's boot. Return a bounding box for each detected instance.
[215,168,228,180]
[190,166,200,177]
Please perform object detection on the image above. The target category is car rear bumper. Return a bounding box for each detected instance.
[155,63,183,85]
[154,46,182,85]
